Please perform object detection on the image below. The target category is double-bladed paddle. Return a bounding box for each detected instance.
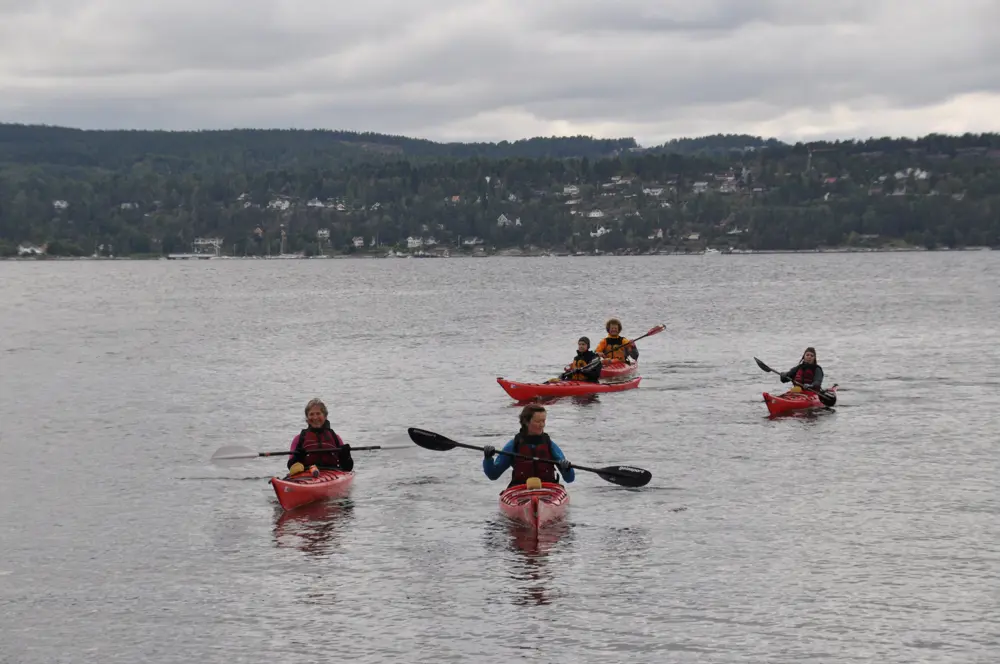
[407,427,652,488]
[210,444,409,463]
[753,357,837,407]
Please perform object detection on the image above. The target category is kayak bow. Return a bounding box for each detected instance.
[763,386,838,416]
[499,481,569,529]
[269,469,355,510]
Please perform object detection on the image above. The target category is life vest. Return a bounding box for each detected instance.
[568,351,598,381]
[510,433,558,486]
[599,335,631,362]
[294,426,345,469]
[793,364,818,386]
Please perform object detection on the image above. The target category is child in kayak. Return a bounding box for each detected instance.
[595,318,638,364]
[287,398,354,475]
[555,336,601,383]
[482,405,575,489]
[780,347,825,391]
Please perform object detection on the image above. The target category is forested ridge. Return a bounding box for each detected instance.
[2,123,998,256]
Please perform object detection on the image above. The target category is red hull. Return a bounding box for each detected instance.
[499,482,569,529]
[599,360,639,381]
[497,376,641,400]
[763,386,837,416]
[270,469,354,510]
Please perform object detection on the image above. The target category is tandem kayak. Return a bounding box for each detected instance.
[763,386,838,416]
[497,376,641,400]
[269,468,354,510]
[499,481,569,530]
[599,359,638,381]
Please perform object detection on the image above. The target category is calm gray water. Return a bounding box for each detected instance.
[1,253,998,664]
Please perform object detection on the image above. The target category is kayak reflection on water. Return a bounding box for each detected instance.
[272,499,355,557]
[507,519,573,607]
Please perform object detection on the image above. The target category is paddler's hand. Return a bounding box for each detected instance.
[483,445,496,460]
[556,458,571,472]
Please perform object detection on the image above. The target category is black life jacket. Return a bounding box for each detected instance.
[510,433,557,486]
[294,425,344,469]
[568,350,599,380]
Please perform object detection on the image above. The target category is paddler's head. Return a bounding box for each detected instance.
[304,398,328,429]
[802,347,817,365]
[577,336,591,353]
[519,404,547,437]
[605,318,622,336]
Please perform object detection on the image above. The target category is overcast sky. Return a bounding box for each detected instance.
[2,0,999,146]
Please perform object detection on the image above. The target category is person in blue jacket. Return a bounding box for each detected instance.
[482,405,575,488]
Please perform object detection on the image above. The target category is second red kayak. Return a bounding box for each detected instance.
[497,376,641,400]
[499,481,569,529]
[599,359,638,381]
[763,386,838,416]
[269,469,354,510]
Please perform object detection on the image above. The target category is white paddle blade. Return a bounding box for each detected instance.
[210,445,260,463]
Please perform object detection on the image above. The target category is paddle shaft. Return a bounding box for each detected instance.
[559,357,602,381]
[449,438,633,481]
[212,445,397,461]
[261,445,392,456]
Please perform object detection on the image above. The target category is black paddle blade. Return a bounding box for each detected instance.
[596,465,652,488]
[407,427,458,451]
[754,357,775,374]
[817,391,837,407]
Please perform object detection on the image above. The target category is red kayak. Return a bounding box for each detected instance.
[763,386,837,416]
[599,360,638,381]
[499,481,569,529]
[269,469,354,510]
[497,376,641,400]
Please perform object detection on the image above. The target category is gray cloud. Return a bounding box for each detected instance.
[2,0,999,145]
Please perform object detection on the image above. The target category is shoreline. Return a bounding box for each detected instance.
[1,246,995,262]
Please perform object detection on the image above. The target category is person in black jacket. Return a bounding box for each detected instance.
[780,347,825,391]
[560,336,601,382]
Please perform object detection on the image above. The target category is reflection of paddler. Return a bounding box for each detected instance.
[595,318,638,363]
[273,500,355,557]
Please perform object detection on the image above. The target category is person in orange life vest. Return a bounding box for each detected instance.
[286,398,353,476]
[780,347,825,391]
[562,336,601,382]
[482,405,575,489]
[595,318,638,364]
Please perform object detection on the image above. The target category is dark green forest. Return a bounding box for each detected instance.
[2,123,998,257]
